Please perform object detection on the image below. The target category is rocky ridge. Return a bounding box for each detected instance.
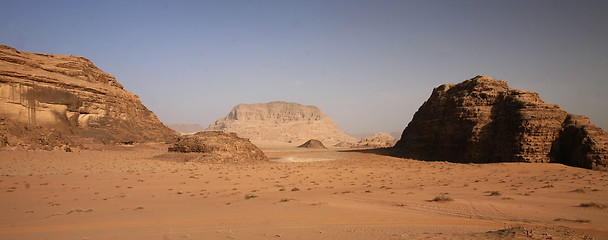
[393,75,608,170]
[207,101,357,145]
[0,44,177,148]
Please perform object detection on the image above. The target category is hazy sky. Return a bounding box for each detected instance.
[1,0,607,135]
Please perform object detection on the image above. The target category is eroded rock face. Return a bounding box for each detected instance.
[207,101,357,145]
[0,44,177,148]
[298,139,326,149]
[168,131,268,163]
[352,132,396,149]
[393,75,608,170]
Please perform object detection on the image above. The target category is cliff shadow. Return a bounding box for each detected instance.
[338,147,395,157]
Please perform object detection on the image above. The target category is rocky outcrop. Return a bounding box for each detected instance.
[0,117,76,151]
[0,44,177,148]
[393,75,608,170]
[207,101,357,145]
[167,131,267,163]
[352,132,396,148]
[298,139,326,149]
[551,115,608,169]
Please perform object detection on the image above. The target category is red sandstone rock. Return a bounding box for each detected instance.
[393,75,608,170]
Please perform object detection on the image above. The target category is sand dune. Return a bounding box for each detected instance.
[1,145,607,239]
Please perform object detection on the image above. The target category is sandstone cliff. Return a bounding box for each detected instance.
[393,75,608,170]
[0,44,177,148]
[207,101,357,145]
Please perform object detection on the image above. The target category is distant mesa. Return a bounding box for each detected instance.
[167,123,206,135]
[352,132,397,149]
[298,139,326,149]
[393,75,608,170]
[207,101,357,145]
[0,44,178,150]
[167,131,268,163]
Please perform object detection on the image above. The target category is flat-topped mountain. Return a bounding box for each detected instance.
[0,44,177,149]
[393,75,608,170]
[207,101,357,145]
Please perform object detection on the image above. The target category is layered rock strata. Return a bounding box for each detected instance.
[0,44,177,148]
[393,75,608,170]
[207,101,357,145]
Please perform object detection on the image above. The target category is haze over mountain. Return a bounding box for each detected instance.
[1,1,606,135]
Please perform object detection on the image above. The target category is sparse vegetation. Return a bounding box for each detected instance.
[487,191,501,196]
[244,194,258,199]
[66,208,94,214]
[554,218,591,223]
[578,202,607,209]
[431,193,454,202]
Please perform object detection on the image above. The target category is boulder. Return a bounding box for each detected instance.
[393,75,608,170]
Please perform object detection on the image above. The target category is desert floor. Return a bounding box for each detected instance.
[1,144,607,240]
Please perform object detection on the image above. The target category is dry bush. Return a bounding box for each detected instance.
[431,193,454,202]
[578,202,607,209]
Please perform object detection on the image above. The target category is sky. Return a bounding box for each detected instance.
[1,0,607,136]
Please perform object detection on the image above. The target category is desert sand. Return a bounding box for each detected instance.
[1,144,607,239]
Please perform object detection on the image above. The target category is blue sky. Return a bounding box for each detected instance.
[1,0,607,135]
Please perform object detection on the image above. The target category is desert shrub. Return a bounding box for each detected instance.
[244,194,258,199]
[579,202,607,209]
[431,193,454,202]
[488,191,502,196]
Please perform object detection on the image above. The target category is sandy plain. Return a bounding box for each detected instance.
[1,143,607,240]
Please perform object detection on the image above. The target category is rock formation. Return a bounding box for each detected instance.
[393,75,608,170]
[298,139,326,149]
[167,131,268,163]
[207,101,357,145]
[352,132,397,148]
[0,44,177,149]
